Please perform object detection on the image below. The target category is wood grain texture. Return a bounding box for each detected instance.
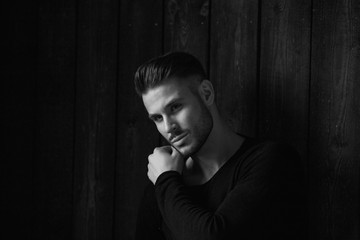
[73,0,118,239]
[162,0,210,147]
[115,0,163,239]
[3,1,37,238]
[29,1,360,239]
[164,0,210,71]
[34,1,76,239]
[309,0,360,239]
[210,0,259,137]
[258,0,311,160]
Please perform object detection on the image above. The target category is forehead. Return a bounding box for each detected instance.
[142,78,196,113]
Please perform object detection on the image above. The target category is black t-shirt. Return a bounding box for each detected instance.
[135,138,306,240]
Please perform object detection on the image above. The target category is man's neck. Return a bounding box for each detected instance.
[183,121,244,185]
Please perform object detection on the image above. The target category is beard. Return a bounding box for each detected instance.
[171,96,213,159]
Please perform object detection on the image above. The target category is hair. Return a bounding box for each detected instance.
[134,52,207,96]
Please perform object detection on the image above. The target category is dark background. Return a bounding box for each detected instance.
[4,0,359,239]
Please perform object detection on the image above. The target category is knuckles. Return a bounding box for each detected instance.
[153,147,164,153]
[153,146,172,154]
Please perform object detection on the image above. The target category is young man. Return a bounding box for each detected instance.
[134,52,305,240]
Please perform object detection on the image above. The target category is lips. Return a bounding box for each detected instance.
[170,132,188,144]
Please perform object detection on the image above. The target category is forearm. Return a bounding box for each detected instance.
[155,172,237,240]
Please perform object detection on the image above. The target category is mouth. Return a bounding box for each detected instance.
[170,132,188,145]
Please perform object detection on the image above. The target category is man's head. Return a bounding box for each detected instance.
[134,52,215,158]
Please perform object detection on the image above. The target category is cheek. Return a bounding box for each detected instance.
[155,123,170,140]
[155,123,165,135]
[179,107,198,128]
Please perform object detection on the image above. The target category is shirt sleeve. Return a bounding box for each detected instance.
[154,143,306,240]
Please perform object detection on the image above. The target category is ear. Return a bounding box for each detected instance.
[199,80,215,105]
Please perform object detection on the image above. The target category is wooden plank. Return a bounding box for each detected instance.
[72,0,118,239]
[309,0,360,239]
[34,1,77,239]
[162,0,210,147]
[164,0,210,71]
[258,0,311,161]
[3,0,37,238]
[210,0,259,137]
[115,0,163,239]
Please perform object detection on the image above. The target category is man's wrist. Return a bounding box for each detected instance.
[155,170,181,186]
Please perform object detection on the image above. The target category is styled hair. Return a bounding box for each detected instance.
[134,52,207,96]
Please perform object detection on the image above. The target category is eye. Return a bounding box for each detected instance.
[170,103,182,113]
[152,115,163,123]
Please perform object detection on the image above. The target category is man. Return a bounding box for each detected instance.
[134,52,305,240]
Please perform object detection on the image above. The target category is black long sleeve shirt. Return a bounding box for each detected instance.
[135,138,306,240]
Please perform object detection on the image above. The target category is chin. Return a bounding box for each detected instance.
[175,142,200,159]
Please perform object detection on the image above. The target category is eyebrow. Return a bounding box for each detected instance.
[148,113,159,120]
[148,97,184,119]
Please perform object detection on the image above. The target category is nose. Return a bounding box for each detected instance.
[164,116,177,133]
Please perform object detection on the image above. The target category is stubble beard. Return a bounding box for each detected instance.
[174,99,213,159]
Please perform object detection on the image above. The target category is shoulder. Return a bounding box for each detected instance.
[236,139,303,181]
[243,139,300,163]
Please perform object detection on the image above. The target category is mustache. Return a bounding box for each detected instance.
[168,129,185,142]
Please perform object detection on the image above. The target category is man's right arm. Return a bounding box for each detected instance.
[154,142,306,240]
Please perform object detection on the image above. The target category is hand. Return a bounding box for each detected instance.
[147,146,184,184]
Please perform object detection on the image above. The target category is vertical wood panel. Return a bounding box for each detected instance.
[73,0,118,239]
[210,0,259,136]
[31,1,360,239]
[258,0,311,160]
[309,0,360,239]
[115,0,163,239]
[4,1,37,238]
[164,0,210,71]
[34,1,76,239]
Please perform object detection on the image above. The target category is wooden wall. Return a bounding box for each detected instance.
[7,0,359,239]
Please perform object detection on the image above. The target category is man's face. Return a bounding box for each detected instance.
[142,78,213,158]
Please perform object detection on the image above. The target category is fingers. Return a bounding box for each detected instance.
[171,146,182,157]
[151,145,183,159]
[147,163,156,184]
[154,145,181,157]
[153,145,172,154]
[147,145,184,184]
